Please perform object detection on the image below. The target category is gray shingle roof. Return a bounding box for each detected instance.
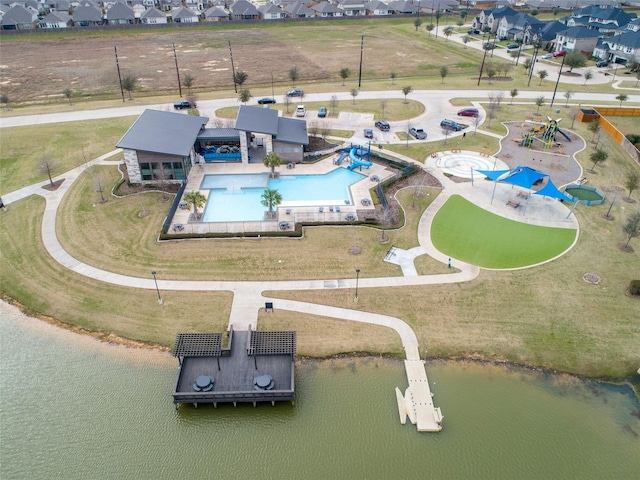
[72,5,103,22]
[276,117,308,145]
[116,109,208,157]
[234,106,279,136]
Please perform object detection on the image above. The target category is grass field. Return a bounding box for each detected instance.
[431,195,577,268]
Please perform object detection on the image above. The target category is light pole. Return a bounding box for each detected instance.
[354,269,361,303]
[151,271,163,305]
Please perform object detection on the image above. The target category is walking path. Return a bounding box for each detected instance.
[1,89,587,432]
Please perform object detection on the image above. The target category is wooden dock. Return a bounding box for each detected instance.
[396,360,443,432]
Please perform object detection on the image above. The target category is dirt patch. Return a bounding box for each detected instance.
[582,273,601,285]
[41,179,65,191]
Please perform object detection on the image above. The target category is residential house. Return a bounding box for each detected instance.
[229,0,260,20]
[593,30,640,65]
[39,10,73,28]
[172,5,199,22]
[160,0,182,13]
[311,1,343,17]
[1,4,39,29]
[336,0,365,16]
[283,1,314,18]
[565,6,636,34]
[140,7,167,24]
[117,109,208,184]
[203,6,229,21]
[387,1,419,15]
[106,3,136,24]
[72,4,104,26]
[554,26,602,55]
[184,0,204,14]
[364,0,389,16]
[474,5,517,33]
[531,20,566,49]
[259,2,286,20]
[496,12,544,42]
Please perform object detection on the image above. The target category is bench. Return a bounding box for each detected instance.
[506,200,520,208]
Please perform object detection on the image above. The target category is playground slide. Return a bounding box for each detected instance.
[556,129,572,142]
[347,147,373,171]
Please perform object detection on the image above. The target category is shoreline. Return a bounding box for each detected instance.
[2,297,638,401]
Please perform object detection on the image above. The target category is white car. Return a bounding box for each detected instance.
[540,53,552,59]
[295,105,306,117]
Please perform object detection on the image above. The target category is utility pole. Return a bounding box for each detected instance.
[114,45,125,103]
[358,35,364,88]
[527,42,540,87]
[173,43,182,98]
[229,40,237,93]
[478,33,489,86]
[550,53,566,108]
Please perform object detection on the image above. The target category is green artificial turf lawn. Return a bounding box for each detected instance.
[431,195,577,269]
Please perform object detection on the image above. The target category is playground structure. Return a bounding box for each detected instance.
[347,145,373,172]
[518,117,571,152]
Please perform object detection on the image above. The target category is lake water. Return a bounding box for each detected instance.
[1,306,638,479]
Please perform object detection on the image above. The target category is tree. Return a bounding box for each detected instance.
[238,88,251,104]
[624,170,640,200]
[564,51,586,73]
[535,95,545,113]
[380,99,387,119]
[283,95,291,114]
[339,67,350,86]
[485,62,497,83]
[530,9,539,16]
[522,58,532,74]
[234,70,248,86]
[439,65,448,84]
[320,121,331,146]
[63,88,73,104]
[563,90,573,107]
[122,76,138,100]
[501,62,513,78]
[583,70,593,86]
[553,7,560,17]
[425,24,435,36]
[510,88,518,105]
[588,120,600,142]
[462,35,471,49]
[260,188,283,215]
[39,155,57,187]
[330,95,339,115]
[350,88,358,104]
[414,17,423,31]
[622,211,640,249]
[443,26,454,41]
[460,10,468,21]
[390,71,396,84]
[615,93,628,107]
[0,93,8,109]
[401,85,413,103]
[538,69,548,85]
[589,148,608,172]
[183,74,194,93]
[263,151,282,177]
[457,19,464,28]
[184,191,206,220]
[288,66,299,87]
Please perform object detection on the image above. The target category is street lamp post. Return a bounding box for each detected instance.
[151,271,163,305]
[354,269,361,303]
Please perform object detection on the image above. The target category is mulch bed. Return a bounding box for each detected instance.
[41,179,65,191]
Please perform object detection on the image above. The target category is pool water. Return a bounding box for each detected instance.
[202,168,365,222]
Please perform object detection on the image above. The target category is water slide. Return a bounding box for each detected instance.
[347,147,373,171]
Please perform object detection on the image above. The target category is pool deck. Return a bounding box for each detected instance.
[171,156,392,233]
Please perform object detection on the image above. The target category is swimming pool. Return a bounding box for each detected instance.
[201,168,365,222]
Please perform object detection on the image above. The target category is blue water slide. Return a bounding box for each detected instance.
[347,147,373,171]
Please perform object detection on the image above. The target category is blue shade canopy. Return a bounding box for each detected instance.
[534,179,574,202]
[476,169,511,181]
[500,166,547,189]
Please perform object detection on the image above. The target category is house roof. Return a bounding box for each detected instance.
[106,3,135,20]
[42,10,71,22]
[140,7,165,18]
[311,1,342,14]
[2,5,37,25]
[204,6,228,17]
[116,109,208,157]
[235,106,279,136]
[276,117,308,145]
[172,6,198,18]
[365,0,388,11]
[230,0,259,16]
[606,30,640,49]
[537,20,566,41]
[258,3,283,14]
[557,26,602,39]
[72,5,103,22]
[284,2,313,16]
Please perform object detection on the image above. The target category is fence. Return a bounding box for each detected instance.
[594,108,640,166]
[162,180,187,234]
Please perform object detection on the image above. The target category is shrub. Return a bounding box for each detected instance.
[629,280,640,296]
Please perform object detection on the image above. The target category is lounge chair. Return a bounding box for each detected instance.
[335,206,341,213]
[319,207,324,213]
[329,206,334,212]
[279,222,290,230]
[285,209,291,215]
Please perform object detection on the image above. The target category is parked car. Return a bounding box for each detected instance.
[295,105,306,117]
[375,120,390,131]
[552,50,566,57]
[173,100,195,110]
[409,127,427,140]
[440,119,462,132]
[287,88,304,97]
[596,60,609,68]
[468,29,480,35]
[457,108,479,117]
[364,129,373,139]
[258,97,276,104]
[507,43,519,49]
[540,53,553,59]
[317,106,327,117]
[483,43,496,50]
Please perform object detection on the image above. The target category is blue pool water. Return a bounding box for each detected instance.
[202,168,365,222]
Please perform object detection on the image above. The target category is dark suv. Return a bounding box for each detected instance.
[174,100,195,110]
[375,120,390,131]
[440,119,462,131]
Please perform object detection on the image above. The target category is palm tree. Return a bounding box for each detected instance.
[234,70,248,86]
[184,190,207,220]
[260,189,283,215]
[263,151,282,178]
[615,93,628,107]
